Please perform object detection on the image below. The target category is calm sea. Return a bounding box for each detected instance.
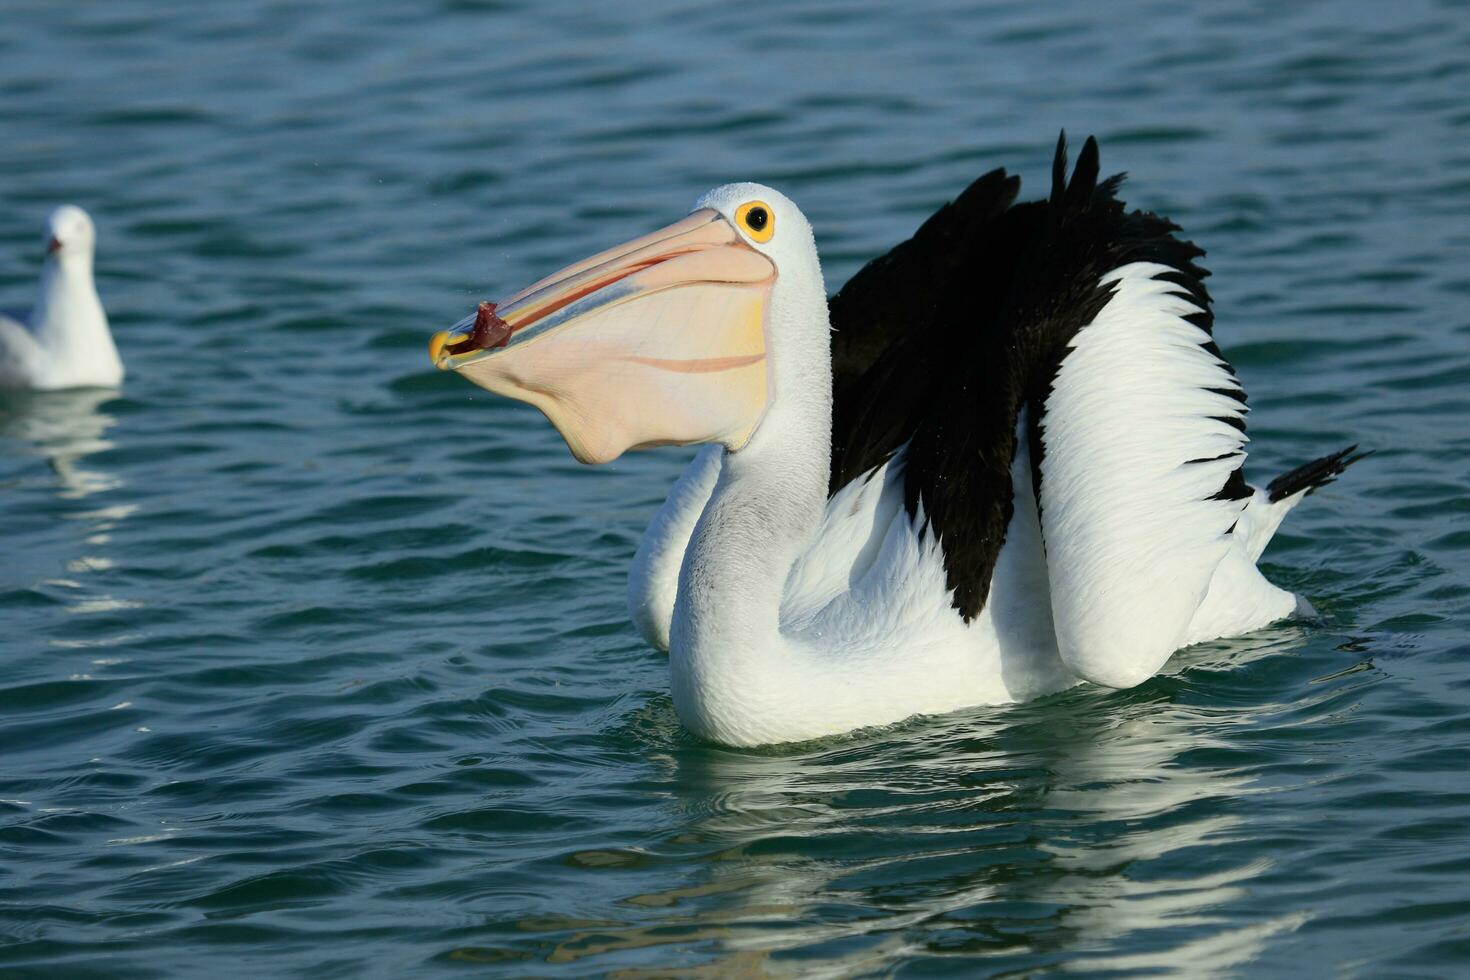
[2,1,1468,975]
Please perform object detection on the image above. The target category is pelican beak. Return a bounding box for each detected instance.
[430,209,776,464]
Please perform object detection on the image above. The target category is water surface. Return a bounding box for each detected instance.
[2,1,1468,975]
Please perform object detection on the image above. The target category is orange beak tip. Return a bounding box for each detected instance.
[428,331,466,368]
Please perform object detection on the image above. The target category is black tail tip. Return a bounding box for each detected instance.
[1267,444,1373,502]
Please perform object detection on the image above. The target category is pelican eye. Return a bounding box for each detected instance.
[735,201,774,243]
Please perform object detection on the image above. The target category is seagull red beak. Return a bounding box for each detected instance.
[46,237,62,254]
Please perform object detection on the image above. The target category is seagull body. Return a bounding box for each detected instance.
[0,206,121,391]
[431,136,1365,746]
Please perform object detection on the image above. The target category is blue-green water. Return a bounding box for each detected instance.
[2,0,1468,974]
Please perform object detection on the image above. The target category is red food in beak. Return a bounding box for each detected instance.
[445,301,512,356]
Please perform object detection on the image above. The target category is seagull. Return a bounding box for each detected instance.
[0,205,122,391]
[429,135,1366,746]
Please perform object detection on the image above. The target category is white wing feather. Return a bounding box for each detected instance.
[1038,262,1250,687]
[0,313,46,389]
[627,446,723,651]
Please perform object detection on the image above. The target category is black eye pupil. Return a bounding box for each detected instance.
[746,207,768,231]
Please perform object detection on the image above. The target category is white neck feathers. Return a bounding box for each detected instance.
[668,249,834,743]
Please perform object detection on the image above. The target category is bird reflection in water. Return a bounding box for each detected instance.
[458,628,1317,974]
[1,387,120,498]
[1,388,137,622]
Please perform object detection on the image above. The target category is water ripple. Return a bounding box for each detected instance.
[1,0,1468,975]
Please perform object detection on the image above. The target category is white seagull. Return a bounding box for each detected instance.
[430,135,1366,747]
[0,205,122,391]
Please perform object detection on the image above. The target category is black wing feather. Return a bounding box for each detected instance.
[826,133,1244,620]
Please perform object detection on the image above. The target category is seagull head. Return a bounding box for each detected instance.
[45,205,96,262]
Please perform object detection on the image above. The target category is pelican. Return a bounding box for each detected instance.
[430,135,1365,747]
[0,205,121,392]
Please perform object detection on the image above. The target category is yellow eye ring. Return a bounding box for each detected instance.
[735,200,774,243]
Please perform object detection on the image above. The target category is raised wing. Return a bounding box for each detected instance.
[825,134,1250,671]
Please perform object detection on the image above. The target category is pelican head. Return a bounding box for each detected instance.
[430,185,821,464]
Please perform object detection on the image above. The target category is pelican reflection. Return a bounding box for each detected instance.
[512,626,1316,973]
